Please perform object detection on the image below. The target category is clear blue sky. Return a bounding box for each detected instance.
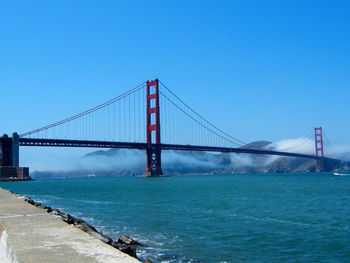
[1,0,349,145]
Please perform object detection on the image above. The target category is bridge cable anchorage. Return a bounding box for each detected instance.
[19,82,146,138]
[276,129,315,152]
[159,81,248,147]
[159,90,243,147]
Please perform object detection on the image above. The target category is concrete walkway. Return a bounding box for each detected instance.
[0,188,140,263]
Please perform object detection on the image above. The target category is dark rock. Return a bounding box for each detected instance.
[72,217,85,225]
[117,244,137,258]
[110,241,119,249]
[118,235,142,246]
[35,203,46,209]
[25,198,35,205]
[25,198,50,211]
[116,235,142,259]
[61,213,74,224]
[71,217,114,245]
[91,231,113,244]
[73,219,97,233]
[45,207,53,213]
[50,209,63,216]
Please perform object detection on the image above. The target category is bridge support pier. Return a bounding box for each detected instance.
[0,134,12,166]
[0,133,29,181]
[0,133,19,167]
[146,144,163,177]
[145,79,163,177]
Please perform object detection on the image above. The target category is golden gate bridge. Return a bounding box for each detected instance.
[0,79,342,176]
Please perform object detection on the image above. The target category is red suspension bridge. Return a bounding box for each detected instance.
[0,79,342,176]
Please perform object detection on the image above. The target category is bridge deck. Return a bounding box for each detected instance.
[18,138,337,162]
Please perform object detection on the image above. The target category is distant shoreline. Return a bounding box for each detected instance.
[28,170,336,180]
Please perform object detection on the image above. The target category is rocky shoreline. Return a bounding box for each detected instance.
[6,190,152,263]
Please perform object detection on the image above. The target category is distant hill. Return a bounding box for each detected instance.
[31,141,347,178]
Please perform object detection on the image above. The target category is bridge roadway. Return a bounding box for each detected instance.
[19,138,338,163]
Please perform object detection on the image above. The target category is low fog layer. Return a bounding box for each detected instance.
[23,137,350,177]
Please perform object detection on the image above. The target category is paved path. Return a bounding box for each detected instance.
[0,188,140,263]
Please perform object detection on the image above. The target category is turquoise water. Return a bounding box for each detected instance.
[1,173,350,262]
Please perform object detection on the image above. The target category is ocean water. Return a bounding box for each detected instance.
[1,173,350,262]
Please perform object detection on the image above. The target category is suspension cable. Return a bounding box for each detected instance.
[160,91,242,147]
[322,129,332,145]
[20,82,146,137]
[159,80,247,146]
[276,129,314,152]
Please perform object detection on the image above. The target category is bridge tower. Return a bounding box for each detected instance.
[314,127,324,172]
[145,79,163,176]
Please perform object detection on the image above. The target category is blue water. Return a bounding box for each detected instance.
[1,173,350,262]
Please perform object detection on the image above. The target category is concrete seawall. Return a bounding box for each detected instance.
[0,188,140,263]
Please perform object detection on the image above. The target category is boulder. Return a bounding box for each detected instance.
[50,209,64,216]
[61,213,74,224]
[45,206,53,213]
[118,235,142,246]
[117,244,137,258]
